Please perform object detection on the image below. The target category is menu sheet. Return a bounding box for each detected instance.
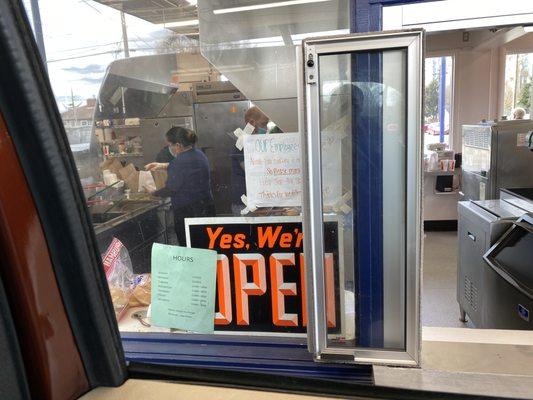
[151,243,217,334]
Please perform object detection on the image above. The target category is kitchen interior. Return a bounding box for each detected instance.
[82,51,253,273]
[422,26,533,330]
[76,0,533,342]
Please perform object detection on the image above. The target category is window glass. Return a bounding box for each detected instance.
[22,0,350,342]
[504,52,533,119]
[424,56,453,147]
[317,49,408,351]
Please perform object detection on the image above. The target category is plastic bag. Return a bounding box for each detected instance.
[129,274,151,307]
[102,238,135,320]
[138,170,156,193]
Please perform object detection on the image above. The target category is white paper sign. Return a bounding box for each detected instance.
[243,133,302,208]
[243,132,342,209]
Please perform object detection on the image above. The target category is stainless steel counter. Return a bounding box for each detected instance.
[90,195,173,273]
[91,197,170,235]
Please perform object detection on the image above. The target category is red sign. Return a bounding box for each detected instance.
[102,237,123,277]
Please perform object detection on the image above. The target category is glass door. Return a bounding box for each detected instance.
[302,30,423,365]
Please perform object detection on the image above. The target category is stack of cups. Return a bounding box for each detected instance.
[439,159,456,171]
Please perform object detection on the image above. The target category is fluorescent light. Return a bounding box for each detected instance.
[159,19,199,28]
[187,0,198,5]
[524,26,533,32]
[291,29,349,44]
[213,0,333,15]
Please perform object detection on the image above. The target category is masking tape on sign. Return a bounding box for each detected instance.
[332,191,352,214]
[240,194,257,215]
[234,123,255,150]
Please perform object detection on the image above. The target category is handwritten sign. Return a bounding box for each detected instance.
[243,133,302,208]
[243,132,341,209]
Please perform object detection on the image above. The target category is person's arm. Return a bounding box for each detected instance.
[145,162,169,171]
[163,160,184,192]
[152,161,183,197]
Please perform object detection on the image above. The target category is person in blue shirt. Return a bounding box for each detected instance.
[146,127,215,245]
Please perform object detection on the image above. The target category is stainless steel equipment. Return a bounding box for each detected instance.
[501,187,533,213]
[457,187,533,327]
[198,0,349,132]
[461,120,533,201]
[193,99,250,215]
[457,199,523,326]
[483,213,533,329]
[193,81,246,103]
[92,197,173,274]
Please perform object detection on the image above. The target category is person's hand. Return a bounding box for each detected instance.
[145,162,159,171]
[145,162,167,171]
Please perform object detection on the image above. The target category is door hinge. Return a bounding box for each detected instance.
[306,51,316,85]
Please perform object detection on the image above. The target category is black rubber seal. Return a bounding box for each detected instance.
[0,0,126,387]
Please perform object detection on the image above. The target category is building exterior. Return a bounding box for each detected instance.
[61,98,95,145]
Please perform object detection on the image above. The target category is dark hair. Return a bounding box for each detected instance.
[165,127,197,146]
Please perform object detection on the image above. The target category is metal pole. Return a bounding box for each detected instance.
[529,77,533,116]
[514,54,519,108]
[29,0,47,71]
[439,56,446,143]
[120,11,129,116]
[120,11,130,58]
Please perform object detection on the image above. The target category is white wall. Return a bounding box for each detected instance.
[423,29,533,220]
[427,30,503,153]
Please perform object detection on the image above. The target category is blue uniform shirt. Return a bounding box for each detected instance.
[165,148,213,209]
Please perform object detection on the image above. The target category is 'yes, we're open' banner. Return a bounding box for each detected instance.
[186,216,343,335]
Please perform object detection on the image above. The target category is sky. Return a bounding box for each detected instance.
[23,0,173,111]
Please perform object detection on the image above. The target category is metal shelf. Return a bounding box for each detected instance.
[424,170,457,176]
[96,125,140,129]
[106,153,144,158]
[433,190,460,195]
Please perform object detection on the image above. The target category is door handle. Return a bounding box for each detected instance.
[512,221,533,234]
[467,232,476,242]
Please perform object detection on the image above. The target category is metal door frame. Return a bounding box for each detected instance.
[301,30,423,366]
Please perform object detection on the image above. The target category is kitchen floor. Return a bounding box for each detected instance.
[422,230,474,328]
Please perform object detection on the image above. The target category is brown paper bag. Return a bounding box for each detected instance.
[123,170,140,192]
[100,158,113,170]
[118,163,137,180]
[151,170,167,190]
[107,159,123,175]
